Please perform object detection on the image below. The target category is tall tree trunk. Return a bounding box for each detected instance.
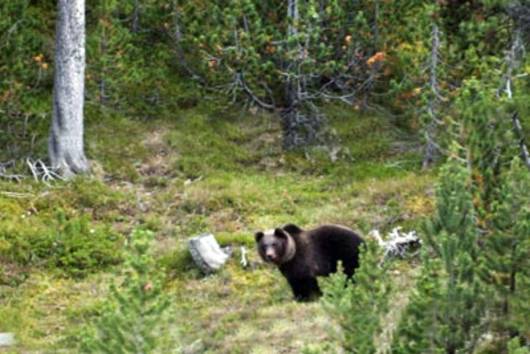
[281,0,299,149]
[49,0,89,177]
[132,0,140,33]
[422,24,441,169]
[281,0,326,150]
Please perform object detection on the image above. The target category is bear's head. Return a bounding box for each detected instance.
[255,227,297,265]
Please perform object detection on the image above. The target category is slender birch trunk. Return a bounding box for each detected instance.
[49,0,89,177]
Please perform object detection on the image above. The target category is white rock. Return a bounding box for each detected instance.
[0,333,15,347]
[188,234,230,274]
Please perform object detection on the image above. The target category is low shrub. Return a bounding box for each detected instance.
[0,210,123,278]
[80,229,177,353]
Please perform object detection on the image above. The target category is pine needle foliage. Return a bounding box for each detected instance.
[178,0,378,148]
[479,158,530,338]
[508,337,530,354]
[319,240,391,354]
[393,149,486,354]
[458,80,515,216]
[80,229,175,354]
[459,79,530,343]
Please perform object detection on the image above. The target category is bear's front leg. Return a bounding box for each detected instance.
[288,277,321,301]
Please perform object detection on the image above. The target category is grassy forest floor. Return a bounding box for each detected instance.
[1,102,434,353]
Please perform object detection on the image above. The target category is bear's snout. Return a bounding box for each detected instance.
[265,250,277,262]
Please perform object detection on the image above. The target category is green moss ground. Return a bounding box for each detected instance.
[0,103,433,353]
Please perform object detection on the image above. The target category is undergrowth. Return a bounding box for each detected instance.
[0,100,431,353]
[0,208,123,279]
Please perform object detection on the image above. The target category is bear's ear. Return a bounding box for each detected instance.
[255,231,264,243]
[274,228,288,239]
[282,223,302,235]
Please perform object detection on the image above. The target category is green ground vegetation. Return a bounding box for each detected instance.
[0,98,432,353]
[2,1,529,353]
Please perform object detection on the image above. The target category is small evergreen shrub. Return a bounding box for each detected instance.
[392,150,486,354]
[0,210,122,277]
[479,158,530,337]
[508,337,530,354]
[319,240,391,353]
[45,212,123,277]
[80,229,177,353]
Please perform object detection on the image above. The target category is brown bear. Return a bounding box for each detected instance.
[255,223,364,301]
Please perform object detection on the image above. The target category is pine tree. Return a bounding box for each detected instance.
[85,0,161,110]
[319,240,391,354]
[177,0,378,149]
[511,272,530,342]
[394,76,530,352]
[508,337,530,354]
[393,147,485,354]
[459,79,529,343]
[459,80,514,217]
[480,158,530,338]
[81,229,175,353]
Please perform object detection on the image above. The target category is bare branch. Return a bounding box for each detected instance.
[0,160,25,182]
[26,158,65,185]
[497,29,525,99]
[0,191,34,198]
[512,112,530,169]
[497,29,530,170]
[238,72,276,110]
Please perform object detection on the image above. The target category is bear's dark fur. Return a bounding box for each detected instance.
[255,224,364,301]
